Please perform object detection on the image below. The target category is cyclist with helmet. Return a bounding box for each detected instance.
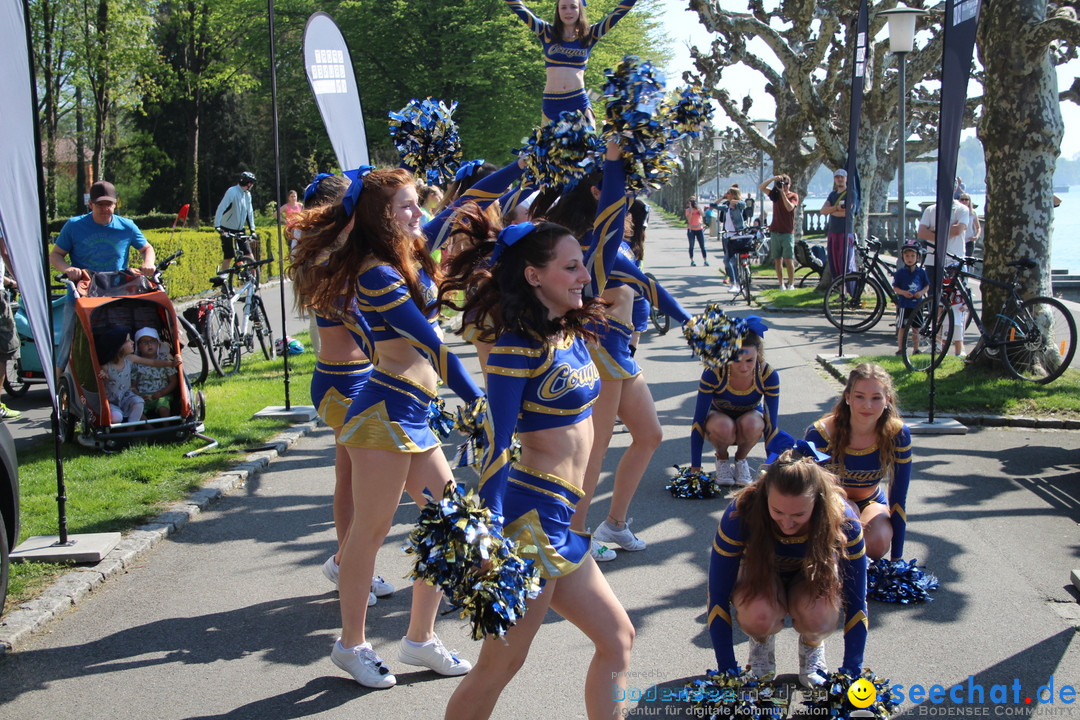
[214,171,257,272]
[891,240,929,355]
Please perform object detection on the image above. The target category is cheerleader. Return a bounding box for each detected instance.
[708,448,868,687]
[804,362,912,561]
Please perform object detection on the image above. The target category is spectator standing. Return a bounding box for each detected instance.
[820,169,857,282]
[214,171,257,272]
[760,174,799,289]
[684,198,707,266]
[0,236,21,420]
[278,190,303,224]
[958,193,981,258]
[916,198,968,271]
[718,187,746,293]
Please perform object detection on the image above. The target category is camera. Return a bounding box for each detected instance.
[777,181,787,186]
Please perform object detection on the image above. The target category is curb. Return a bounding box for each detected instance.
[0,420,321,655]
[815,354,1080,430]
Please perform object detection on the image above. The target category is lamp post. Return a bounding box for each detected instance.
[753,119,772,227]
[881,3,926,254]
[713,135,724,201]
[691,148,701,202]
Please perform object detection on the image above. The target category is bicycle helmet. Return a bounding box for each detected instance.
[239,171,257,185]
[275,336,305,355]
[901,240,923,258]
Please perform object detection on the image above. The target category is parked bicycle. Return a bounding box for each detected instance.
[822,235,899,333]
[902,252,1076,384]
[727,228,768,306]
[199,256,276,376]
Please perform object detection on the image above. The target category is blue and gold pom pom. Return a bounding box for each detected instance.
[667,465,722,499]
[600,56,677,194]
[389,97,463,185]
[682,668,788,718]
[682,303,748,369]
[427,397,455,440]
[667,82,715,141]
[803,668,900,720]
[516,111,603,191]
[867,558,939,604]
[405,482,540,639]
[453,395,488,473]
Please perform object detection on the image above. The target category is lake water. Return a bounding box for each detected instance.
[905,191,1080,273]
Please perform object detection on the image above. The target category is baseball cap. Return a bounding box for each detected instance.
[833,169,848,177]
[90,180,117,203]
[134,327,160,343]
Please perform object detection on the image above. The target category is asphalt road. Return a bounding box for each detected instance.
[1,216,1078,719]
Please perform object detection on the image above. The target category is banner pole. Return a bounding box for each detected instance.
[267,0,290,409]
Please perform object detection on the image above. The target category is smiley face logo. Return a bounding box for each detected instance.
[847,677,877,708]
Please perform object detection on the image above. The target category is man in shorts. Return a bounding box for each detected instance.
[760,174,799,289]
[214,171,257,273]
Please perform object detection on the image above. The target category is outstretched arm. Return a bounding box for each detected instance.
[423,159,527,253]
[589,0,640,41]
[503,0,548,36]
[708,503,745,673]
[888,425,913,560]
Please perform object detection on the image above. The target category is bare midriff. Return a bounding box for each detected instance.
[316,323,368,364]
[373,336,439,393]
[545,66,585,94]
[518,420,594,491]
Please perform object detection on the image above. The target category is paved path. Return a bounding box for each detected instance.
[1,214,1078,719]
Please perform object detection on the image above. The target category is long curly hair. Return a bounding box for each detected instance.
[733,451,849,604]
[289,169,439,319]
[439,209,605,349]
[828,362,904,476]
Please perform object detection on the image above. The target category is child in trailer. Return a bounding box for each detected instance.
[503,0,639,124]
[131,327,178,418]
[686,320,779,487]
[804,362,912,561]
[95,327,179,423]
[708,448,868,688]
[891,241,929,355]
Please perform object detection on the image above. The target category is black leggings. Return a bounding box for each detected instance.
[687,229,706,260]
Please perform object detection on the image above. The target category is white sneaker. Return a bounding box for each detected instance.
[323,556,381,606]
[729,284,741,294]
[590,538,618,562]
[332,639,397,689]
[715,459,735,487]
[748,635,776,677]
[593,518,646,551]
[733,460,753,486]
[798,639,828,688]
[397,635,472,676]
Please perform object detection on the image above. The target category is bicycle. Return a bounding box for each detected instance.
[901,252,1077,384]
[201,256,276,376]
[154,250,209,388]
[727,228,767,306]
[822,235,899,333]
[644,272,670,335]
[220,230,263,280]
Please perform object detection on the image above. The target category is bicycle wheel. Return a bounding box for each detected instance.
[739,258,752,305]
[823,273,887,333]
[206,304,241,377]
[3,358,29,398]
[251,296,276,360]
[1000,296,1077,384]
[901,297,953,372]
[177,315,208,387]
[644,273,670,335]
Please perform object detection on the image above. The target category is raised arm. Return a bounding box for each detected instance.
[888,425,913,560]
[707,503,745,673]
[503,0,548,36]
[589,0,639,41]
[423,160,527,253]
[610,248,690,323]
[584,141,629,296]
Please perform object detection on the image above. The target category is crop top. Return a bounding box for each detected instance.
[708,500,867,673]
[504,0,639,70]
[689,361,780,467]
[804,420,913,560]
[353,258,481,404]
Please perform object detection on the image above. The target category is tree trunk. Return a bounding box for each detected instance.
[76,86,86,212]
[977,0,1058,320]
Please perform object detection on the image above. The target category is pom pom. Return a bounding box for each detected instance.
[682,668,789,718]
[666,465,722,499]
[453,396,488,472]
[867,558,939,604]
[667,82,714,141]
[427,397,455,440]
[405,482,540,639]
[389,97,463,185]
[803,668,901,720]
[682,303,749,369]
[515,111,603,192]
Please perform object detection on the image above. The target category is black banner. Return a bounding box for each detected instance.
[844,0,869,239]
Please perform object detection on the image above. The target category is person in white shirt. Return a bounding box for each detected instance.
[916,199,968,271]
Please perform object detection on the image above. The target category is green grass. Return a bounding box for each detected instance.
[757,285,828,309]
[4,337,317,615]
[846,354,1080,418]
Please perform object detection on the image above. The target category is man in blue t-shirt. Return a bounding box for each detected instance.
[49,180,155,281]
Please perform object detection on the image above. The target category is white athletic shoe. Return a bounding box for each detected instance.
[323,556,383,606]
[397,635,472,676]
[593,518,646,551]
[332,639,396,689]
[748,635,777,677]
[733,459,753,486]
[798,639,828,688]
[715,460,736,487]
[590,538,618,562]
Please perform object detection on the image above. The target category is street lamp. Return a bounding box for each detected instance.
[691,149,701,201]
[713,135,724,201]
[881,3,927,253]
[753,119,772,227]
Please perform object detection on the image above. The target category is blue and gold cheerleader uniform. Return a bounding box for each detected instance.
[503,0,639,121]
[310,310,373,429]
[479,332,602,580]
[804,420,913,560]
[707,501,868,673]
[688,362,780,468]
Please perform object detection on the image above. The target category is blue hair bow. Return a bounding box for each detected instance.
[490,222,535,265]
[454,159,485,182]
[765,430,830,465]
[303,172,335,204]
[743,315,768,338]
[342,165,376,216]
